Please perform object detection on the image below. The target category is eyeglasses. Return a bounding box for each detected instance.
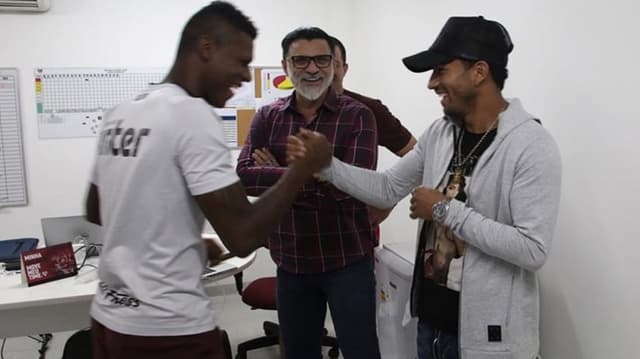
[288,55,333,69]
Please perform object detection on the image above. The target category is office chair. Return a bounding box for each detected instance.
[234,275,339,359]
[61,330,91,359]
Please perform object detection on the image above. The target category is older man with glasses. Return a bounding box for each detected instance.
[237,27,381,359]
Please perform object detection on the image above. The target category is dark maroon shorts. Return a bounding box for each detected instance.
[91,319,225,359]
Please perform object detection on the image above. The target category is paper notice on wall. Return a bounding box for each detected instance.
[0,68,28,207]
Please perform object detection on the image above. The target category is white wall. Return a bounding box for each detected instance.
[2,0,639,357]
[348,0,640,358]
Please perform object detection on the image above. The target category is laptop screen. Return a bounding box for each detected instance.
[40,216,104,247]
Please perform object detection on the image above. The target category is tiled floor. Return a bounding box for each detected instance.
[0,289,342,359]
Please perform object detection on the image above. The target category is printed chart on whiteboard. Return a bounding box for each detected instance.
[35,68,166,139]
[0,68,28,207]
[33,66,294,147]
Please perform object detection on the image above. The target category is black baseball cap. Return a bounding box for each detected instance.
[403,16,513,73]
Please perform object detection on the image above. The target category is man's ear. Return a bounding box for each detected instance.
[343,62,349,76]
[281,58,288,74]
[472,61,490,86]
[197,35,215,61]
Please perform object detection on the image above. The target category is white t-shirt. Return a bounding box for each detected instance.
[89,83,239,336]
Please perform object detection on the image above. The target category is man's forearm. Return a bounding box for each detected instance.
[324,158,399,209]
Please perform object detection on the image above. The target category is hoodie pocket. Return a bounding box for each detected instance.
[460,348,514,359]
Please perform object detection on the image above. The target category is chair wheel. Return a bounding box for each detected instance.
[328,347,339,358]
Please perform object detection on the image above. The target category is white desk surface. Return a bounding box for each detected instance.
[0,250,255,338]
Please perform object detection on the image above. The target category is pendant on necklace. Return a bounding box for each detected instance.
[451,167,464,184]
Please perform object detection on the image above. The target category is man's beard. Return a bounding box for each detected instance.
[444,108,465,123]
[443,90,475,123]
[289,68,334,101]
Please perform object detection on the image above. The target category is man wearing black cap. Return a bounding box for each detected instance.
[287,16,562,359]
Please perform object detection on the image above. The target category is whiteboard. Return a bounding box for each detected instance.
[0,68,28,207]
[35,67,166,139]
[33,66,294,147]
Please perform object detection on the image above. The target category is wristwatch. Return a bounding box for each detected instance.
[432,199,450,223]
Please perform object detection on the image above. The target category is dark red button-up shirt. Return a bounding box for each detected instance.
[237,89,378,273]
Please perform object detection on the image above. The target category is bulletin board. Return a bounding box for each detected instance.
[0,68,28,207]
[34,66,294,147]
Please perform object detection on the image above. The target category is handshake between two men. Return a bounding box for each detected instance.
[285,128,332,169]
[285,128,447,223]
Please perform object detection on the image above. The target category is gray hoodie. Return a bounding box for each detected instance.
[323,98,561,359]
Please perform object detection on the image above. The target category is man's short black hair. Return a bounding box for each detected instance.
[330,36,346,63]
[460,59,509,90]
[487,63,508,90]
[177,1,257,55]
[281,27,334,59]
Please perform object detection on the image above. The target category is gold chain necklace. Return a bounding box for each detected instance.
[452,118,499,182]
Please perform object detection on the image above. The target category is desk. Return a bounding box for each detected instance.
[0,252,255,338]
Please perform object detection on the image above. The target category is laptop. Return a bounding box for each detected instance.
[38,217,236,276]
[40,216,103,256]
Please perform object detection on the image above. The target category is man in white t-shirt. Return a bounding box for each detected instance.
[84,2,331,358]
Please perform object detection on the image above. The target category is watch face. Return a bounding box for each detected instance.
[433,201,448,222]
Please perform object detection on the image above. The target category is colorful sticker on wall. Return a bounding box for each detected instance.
[260,68,294,105]
[272,74,293,90]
